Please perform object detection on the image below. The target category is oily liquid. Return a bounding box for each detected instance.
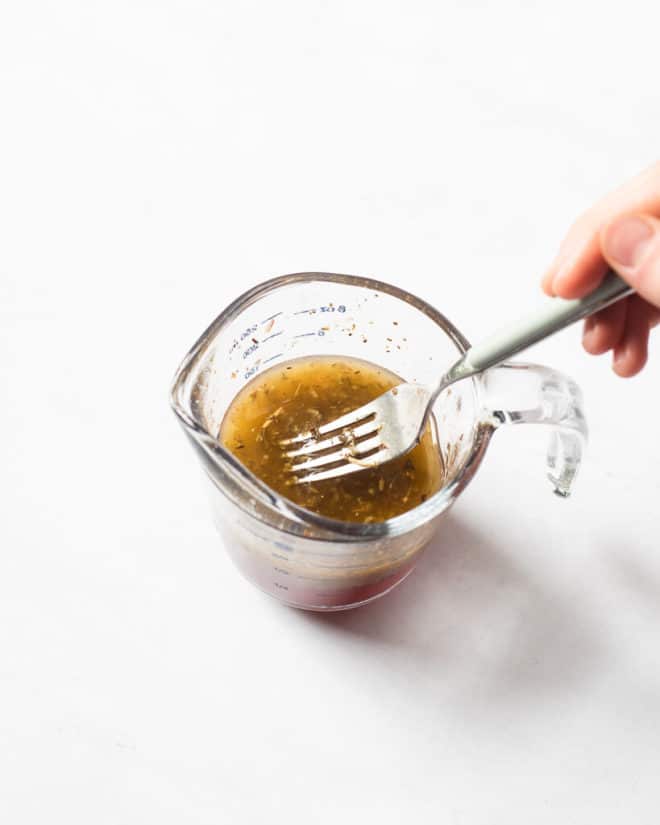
[219,356,443,523]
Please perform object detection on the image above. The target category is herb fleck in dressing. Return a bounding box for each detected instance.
[220,356,443,522]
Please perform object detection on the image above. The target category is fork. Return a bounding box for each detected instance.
[282,270,634,483]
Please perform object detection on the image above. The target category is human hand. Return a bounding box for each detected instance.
[542,162,660,376]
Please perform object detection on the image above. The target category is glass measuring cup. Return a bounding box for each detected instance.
[171,273,587,611]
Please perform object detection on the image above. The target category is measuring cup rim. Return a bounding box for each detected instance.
[170,272,494,540]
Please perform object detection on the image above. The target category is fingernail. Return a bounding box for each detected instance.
[582,318,595,347]
[552,265,568,293]
[552,240,590,294]
[613,347,627,370]
[602,215,654,269]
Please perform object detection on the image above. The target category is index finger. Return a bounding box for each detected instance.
[542,162,660,299]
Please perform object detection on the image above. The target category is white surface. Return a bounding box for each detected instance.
[1,2,659,822]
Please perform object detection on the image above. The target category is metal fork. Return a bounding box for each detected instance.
[282,271,633,483]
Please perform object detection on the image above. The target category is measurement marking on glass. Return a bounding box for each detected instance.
[238,324,258,341]
[260,312,283,325]
[262,352,283,364]
[294,332,317,339]
[273,567,290,576]
[262,330,283,343]
[274,541,293,552]
[294,305,346,316]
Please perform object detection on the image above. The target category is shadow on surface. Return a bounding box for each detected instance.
[301,514,606,701]
[604,548,660,613]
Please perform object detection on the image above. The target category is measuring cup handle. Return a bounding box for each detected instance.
[480,362,588,497]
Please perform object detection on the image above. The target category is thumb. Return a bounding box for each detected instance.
[600,213,660,308]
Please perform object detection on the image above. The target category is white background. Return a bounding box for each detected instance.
[1,2,659,822]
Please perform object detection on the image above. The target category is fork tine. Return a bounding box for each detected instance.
[284,419,381,459]
[293,461,368,484]
[293,443,390,484]
[289,434,385,474]
[316,401,378,436]
[279,399,379,446]
[288,449,349,473]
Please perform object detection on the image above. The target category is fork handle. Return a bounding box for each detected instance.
[460,270,634,376]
